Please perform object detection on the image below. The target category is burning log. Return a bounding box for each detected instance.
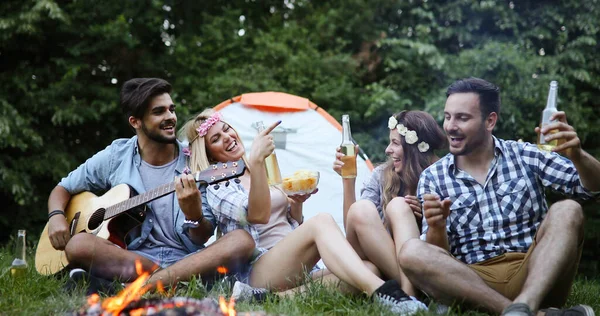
[71,296,269,316]
[69,262,269,316]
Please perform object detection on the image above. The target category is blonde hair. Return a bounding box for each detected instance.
[179,108,247,172]
[381,110,447,209]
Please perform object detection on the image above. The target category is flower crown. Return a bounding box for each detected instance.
[189,112,222,145]
[388,116,430,153]
[197,112,222,137]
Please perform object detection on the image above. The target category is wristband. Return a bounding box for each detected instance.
[48,210,66,220]
[182,217,202,230]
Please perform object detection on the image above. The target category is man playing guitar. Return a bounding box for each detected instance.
[42,78,255,290]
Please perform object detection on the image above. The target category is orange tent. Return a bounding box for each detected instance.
[214,92,374,232]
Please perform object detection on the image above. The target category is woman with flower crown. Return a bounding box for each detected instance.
[333,110,446,298]
[179,108,428,314]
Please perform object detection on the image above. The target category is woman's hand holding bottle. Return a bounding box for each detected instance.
[250,121,281,166]
[333,145,359,177]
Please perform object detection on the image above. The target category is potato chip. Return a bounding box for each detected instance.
[281,170,320,195]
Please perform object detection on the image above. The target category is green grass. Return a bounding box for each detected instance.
[1,248,598,315]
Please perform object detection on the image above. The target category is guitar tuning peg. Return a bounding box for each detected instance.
[213,184,220,190]
[234,178,241,184]
[225,181,230,187]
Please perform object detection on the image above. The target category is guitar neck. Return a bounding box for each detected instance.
[104,182,177,220]
[102,159,246,221]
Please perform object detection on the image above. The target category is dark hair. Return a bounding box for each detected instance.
[381,110,447,207]
[446,77,500,119]
[120,78,172,119]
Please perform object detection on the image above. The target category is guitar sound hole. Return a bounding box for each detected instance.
[88,209,106,230]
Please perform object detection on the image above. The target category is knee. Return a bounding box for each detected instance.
[385,197,412,216]
[347,200,381,228]
[306,212,339,231]
[398,239,433,274]
[64,233,94,263]
[227,229,256,257]
[547,199,584,231]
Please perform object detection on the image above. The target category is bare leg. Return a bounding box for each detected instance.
[385,197,422,296]
[399,239,512,313]
[149,229,255,286]
[512,200,584,312]
[65,233,156,281]
[277,261,383,297]
[65,229,255,286]
[345,200,402,284]
[249,213,384,294]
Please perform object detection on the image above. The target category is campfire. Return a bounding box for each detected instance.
[71,264,267,316]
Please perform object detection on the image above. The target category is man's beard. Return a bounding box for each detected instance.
[141,121,177,144]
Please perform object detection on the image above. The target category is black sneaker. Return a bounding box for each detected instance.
[231,281,269,303]
[373,280,428,315]
[64,268,121,296]
[542,305,595,316]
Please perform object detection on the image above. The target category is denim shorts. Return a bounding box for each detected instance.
[132,247,203,269]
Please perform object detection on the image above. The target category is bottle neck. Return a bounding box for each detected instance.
[545,85,558,110]
[16,232,26,261]
[342,119,352,144]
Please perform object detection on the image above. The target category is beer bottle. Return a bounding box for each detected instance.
[537,81,560,152]
[340,114,357,178]
[256,121,283,185]
[10,230,28,278]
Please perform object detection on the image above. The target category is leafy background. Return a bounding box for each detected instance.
[1,0,598,276]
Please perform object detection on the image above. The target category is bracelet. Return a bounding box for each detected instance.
[182,217,203,230]
[48,210,66,220]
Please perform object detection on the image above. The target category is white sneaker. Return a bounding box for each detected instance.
[373,280,428,315]
[231,281,268,303]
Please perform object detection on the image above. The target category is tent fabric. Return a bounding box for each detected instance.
[214,92,374,234]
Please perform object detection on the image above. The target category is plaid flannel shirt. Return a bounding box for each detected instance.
[418,136,598,264]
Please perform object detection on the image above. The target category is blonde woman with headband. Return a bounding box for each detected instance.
[333,110,446,300]
[180,108,428,315]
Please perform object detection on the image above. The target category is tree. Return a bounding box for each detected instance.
[1,0,598,275]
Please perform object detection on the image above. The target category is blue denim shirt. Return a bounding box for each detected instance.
[58,136,216,253]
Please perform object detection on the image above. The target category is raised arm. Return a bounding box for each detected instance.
[333,145,358,229]
[541,111,600,191]
[246,121,281,224]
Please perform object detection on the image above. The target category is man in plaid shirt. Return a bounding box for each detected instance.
[398,78,598,316]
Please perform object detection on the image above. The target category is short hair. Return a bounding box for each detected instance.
[120,78,172,119]
[446,77,501,118]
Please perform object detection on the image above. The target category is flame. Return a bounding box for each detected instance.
[87,293,100,306]
[219,296,236,316]
[217,266,228,274]
[156,280,165,294]
[129,308,145,316]
[101,259,154,315]
[135,259,144,276]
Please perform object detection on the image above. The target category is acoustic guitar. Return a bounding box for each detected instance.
[35,159,246,276]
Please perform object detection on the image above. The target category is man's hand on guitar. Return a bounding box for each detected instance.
[175,174,203,221]
[48,215,71,250]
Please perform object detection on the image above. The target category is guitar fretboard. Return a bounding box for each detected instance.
[104,182,176,220]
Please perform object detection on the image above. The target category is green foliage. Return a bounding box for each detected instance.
[1,0,599,275]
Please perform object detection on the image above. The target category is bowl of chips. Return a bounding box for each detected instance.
[281,170,320,195]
